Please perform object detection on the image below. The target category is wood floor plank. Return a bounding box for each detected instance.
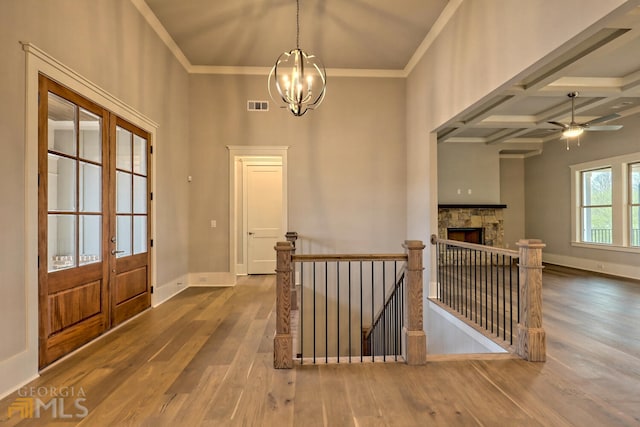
[1,268,639,426]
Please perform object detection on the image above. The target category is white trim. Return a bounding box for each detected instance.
[131,0,457,79]
[21,43,159,130]
[544,252,640,280]
[570,241,640,254]
[569,151,640,247]
[426,300,508,354]
[0,352,39,400]
[8,43,159,398]
[129,0,192,72]
[190,65,405,78]
[227,146,289,278]
[152,274,190,307]
[404,0,463,76]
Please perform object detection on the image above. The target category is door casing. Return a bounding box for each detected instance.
[228,146,288,277]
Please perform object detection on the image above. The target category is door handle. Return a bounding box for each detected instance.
[248,232,255,235]
[111,249,125,255]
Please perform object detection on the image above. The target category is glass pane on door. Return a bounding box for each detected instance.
[47,93,76,156]
[116,215,132,258]
[48,154,76,212]
[79,109,101,163]
[116,171,132,214]
[133,216,147,254]
[48,214,76,271]
[79,162,101,212]
[116,127,132,171]
[79,215,101,265]
[133,135,147,175]
[133,176,147,214]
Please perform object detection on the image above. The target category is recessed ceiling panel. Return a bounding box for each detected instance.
[144,0,449,68]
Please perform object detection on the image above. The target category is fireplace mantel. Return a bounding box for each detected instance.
[438,204,507,209]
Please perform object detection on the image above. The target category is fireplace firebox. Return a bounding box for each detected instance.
[447,227,484,245]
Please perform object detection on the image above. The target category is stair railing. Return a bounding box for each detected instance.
[430,235,546,361]
[274,239,426,368]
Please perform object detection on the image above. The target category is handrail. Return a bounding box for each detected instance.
[430,235,547,362]
[431,235,518,257]
[292,253,407,262]
[274,239,426,368]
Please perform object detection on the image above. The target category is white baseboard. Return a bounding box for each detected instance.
[0,350,39,400]
[188,272,236,287]
[152,274,190,307]
[543,252,640,280]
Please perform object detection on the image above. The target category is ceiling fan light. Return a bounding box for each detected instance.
[562,125,584,138]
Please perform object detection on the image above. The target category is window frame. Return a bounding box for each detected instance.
[629,162,640,247]
[570,152,640,254]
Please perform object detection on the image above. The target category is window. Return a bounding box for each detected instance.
[631,163,640,247]
[581,168,612,244]
[570,153,640,253]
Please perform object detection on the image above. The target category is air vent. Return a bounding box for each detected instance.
[247,100,269,112]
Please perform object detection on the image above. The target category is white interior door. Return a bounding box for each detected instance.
[246,164,283,274]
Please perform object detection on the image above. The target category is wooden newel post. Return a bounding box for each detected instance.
[516,239,546,362]
[285,232,298,311]
[274,241,293,369]
[403,240,427,365]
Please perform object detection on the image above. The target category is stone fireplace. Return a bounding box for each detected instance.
[438,204,506,247]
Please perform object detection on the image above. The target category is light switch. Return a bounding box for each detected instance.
[210,220,216,228]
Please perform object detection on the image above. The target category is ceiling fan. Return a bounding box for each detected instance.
[548,92,622,139]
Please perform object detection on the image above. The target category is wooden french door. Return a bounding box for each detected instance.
[38,75,151,368]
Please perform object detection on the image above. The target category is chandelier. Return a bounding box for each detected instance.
[268,0,326,116]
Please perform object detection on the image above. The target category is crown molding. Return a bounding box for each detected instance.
[132,0,461,78]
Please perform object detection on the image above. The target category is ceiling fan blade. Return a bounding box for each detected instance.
[547,121,567,129]
[584,125,623,131]
[583,113,621,126]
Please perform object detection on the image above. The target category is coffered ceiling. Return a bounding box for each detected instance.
[138,1,640,157]
[437,6,640,157]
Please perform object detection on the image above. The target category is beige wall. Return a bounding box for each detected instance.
[188,74,407,273]
[0,0,189,396]
[500,158,526,249]
[0,0,635,399]
[525,114,640,274]
[406,0,628,293]
[438,143,502,204]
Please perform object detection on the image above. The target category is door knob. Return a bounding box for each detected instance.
[111,249,125,255]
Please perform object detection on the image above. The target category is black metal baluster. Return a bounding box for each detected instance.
[300,262,304,364]
[337,261,340,363]
[382,262,386,361]
[509,255,514,345]
[348,262,352,363]
[371,261,374,362]
[313,262,316,364]
[325,261,328,364]
[360,261,363,363]
[502,254,506,341]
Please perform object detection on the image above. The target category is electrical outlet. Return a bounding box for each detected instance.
[199,276,207,283]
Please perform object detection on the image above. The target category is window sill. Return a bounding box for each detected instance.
[571,241,640,254]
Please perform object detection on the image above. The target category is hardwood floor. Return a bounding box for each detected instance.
[1,268,639,426]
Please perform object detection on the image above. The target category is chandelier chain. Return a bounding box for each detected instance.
[296,0,300,49]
